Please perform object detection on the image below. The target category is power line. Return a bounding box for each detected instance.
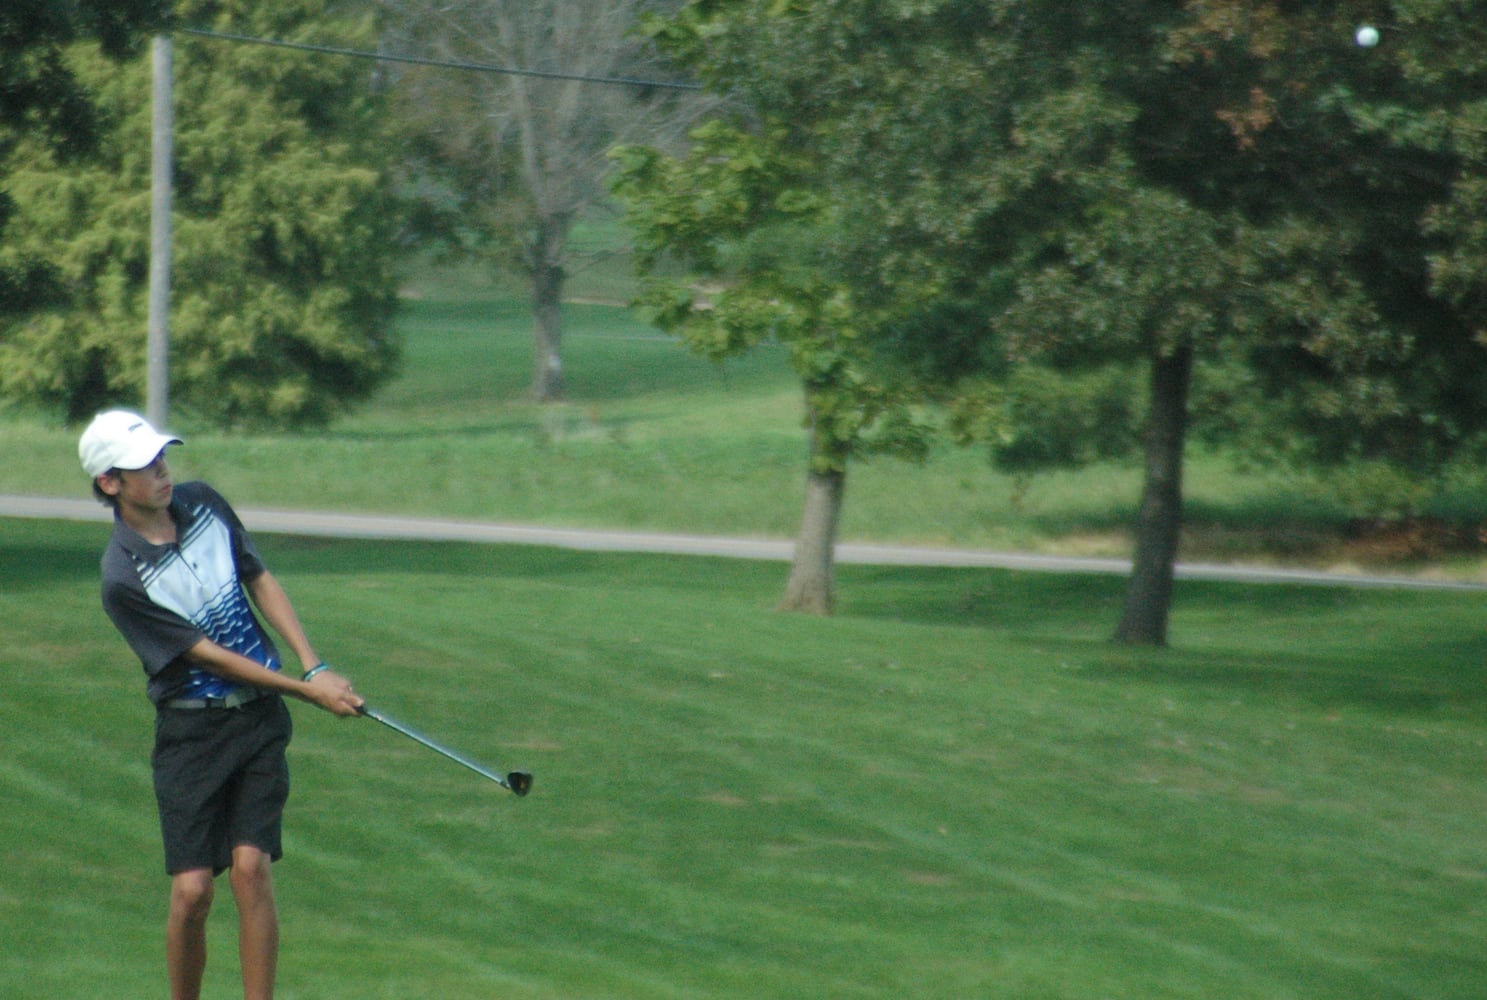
[178,27,702,91]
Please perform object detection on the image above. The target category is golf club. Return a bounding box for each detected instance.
[358,704,532,796]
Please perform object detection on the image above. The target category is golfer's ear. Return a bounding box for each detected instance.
[95,472,122,497]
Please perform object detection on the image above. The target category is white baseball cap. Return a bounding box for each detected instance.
[79,410,184,478]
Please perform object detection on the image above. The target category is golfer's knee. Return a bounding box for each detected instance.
[170,870,215,925]
[229,846,274,901]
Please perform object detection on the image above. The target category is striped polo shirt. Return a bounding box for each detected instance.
[101,482,282,706]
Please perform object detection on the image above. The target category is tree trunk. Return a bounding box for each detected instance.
[778,463,845,615]
[1114,344,1194,646]
[779,401,847,615]
[531,216,567,402]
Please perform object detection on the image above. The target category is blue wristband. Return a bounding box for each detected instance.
[303,663,331,682]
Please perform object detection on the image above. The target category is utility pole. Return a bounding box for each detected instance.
[147,33,173,428]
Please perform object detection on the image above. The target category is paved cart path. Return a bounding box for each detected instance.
[4,493,1482,592]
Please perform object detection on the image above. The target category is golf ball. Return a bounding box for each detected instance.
[1356,25,1380,48]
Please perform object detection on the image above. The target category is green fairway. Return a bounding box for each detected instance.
[3,516,1484,998]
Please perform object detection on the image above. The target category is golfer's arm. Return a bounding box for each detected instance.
[183,637,320,702]
[244,569,320,674]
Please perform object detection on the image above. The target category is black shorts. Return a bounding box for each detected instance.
[152,695,292,876]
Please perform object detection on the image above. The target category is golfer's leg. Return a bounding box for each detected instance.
[167,869,215,1000]
[231,845,279,1000]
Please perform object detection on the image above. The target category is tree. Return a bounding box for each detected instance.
[981,1,1487,641]
[376,0,705,401]
[0,0,170,330]
[612,120,928,614]
[0,0,403,426]
[635,0,1487,644]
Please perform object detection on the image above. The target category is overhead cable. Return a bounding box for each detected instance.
[179,27,702,91]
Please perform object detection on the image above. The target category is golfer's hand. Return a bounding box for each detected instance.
[304,668,364,717]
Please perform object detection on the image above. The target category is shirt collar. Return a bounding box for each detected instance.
[110,495,198,564]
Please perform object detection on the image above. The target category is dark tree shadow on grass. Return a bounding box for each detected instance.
[835,564,1487,716]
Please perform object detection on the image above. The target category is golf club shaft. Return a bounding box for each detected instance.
[359,704,523,793]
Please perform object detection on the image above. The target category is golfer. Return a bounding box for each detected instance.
[80,409,364,1000]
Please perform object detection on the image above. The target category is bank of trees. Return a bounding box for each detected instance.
[7,1,1487,641]
[3,0,702,421]
[617,0,1487,640]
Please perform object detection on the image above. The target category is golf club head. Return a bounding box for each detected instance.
[507,771,534,797]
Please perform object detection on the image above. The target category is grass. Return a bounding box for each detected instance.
[2,517,1484,998]
[4,274,1487,995]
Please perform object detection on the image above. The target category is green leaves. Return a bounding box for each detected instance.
[613,88,930,476]
[623,0,1487,514]
[0,0,170,158]
[0,0,403,427]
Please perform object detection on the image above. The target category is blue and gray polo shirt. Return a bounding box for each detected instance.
[101,482,283,707]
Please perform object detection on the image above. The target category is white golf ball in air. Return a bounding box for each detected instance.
[1356,25,1380,48]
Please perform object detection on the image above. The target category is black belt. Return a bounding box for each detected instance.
[164,687,267,710]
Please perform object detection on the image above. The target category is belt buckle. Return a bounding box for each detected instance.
[227,687,264,708]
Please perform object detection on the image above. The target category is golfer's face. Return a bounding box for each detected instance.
[112,450,175,508]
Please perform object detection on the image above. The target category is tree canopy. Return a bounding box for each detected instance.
[0,0,403,426]
[627,0,1487,642]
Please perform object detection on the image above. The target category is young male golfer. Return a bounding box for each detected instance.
[80,409,364,1000]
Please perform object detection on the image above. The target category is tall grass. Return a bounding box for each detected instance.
[2,518,1484,998]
